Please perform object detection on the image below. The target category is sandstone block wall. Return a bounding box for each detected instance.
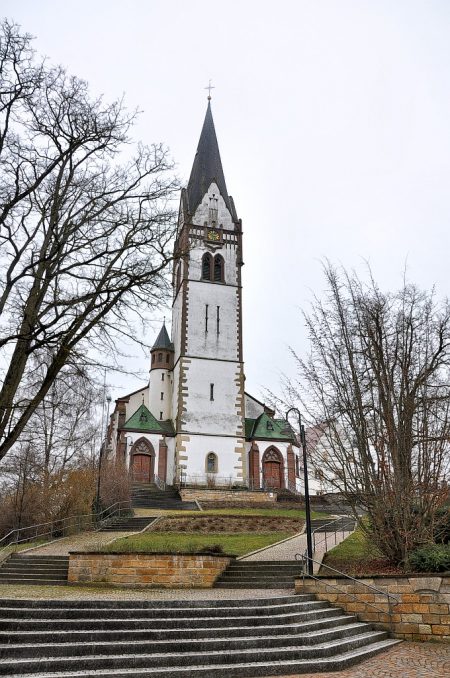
[296,575,450,642]
[68,552,231,588]
[180,488,276,504]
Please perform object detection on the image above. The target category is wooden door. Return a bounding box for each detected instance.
[132,454,152,483]
[264,460,282,488]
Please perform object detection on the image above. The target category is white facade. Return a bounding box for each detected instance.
[108,102,301,491]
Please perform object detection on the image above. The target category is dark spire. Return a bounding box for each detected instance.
[151,322,173,351]
[186,101,231,216]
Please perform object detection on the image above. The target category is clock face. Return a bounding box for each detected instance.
[207,229,220,242]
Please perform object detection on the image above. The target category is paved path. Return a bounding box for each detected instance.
[265,641,450,678]
[241,529,353,569]
[20,530,137,556]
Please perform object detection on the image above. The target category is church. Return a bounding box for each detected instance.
[108,100,301,492]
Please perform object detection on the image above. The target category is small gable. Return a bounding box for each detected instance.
[123,404,164,433]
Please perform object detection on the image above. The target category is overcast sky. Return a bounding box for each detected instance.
[3,0,450,405]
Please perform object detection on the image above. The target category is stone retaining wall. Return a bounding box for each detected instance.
[296,574,450,642]
[180,488,276,504]
[68,552,232,588]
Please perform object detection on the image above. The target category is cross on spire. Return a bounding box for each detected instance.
[205,79,215,100]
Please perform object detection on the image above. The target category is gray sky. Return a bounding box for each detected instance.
[4,0,450,403]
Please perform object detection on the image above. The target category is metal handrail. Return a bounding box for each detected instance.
[0,500,132,558]
[311,515,356,553]
[297,554,399,633]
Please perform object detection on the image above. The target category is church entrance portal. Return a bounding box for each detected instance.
[130,439,155,483]
[262,448,284,489]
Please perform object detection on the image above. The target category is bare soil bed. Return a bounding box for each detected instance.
[149,514,302,534]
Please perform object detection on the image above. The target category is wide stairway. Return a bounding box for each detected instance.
[215,560,303,589]
[131,483,198,510]
[0,595,400,676]
[98,516,156,532]
[0,555,68,586]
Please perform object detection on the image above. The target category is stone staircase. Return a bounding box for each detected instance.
[131,483,198,511]
[98,516,156,532]
[215,560,303,589]
[0,595,400,676]
[0,555,68,586]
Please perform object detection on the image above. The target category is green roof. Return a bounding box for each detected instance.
[123,404,165,433]
[245,413,295,441]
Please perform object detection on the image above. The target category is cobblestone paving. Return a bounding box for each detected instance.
[264,642,450,678]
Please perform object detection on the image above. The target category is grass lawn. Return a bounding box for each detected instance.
[0,540,49,561]
[321,528,403,575]
[103,531,293,556]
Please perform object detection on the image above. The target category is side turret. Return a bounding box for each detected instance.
[149,323,174,421]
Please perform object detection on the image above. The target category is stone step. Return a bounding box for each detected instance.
[0,599,326,619]
[0,622,371,658]
[0,571,68,579]
[0,594,401,677]
[0,594,303,609]
[0,607,345,631]
[1,640,399,678]
[0,578,68,585]
[214,582,295,589]
[0,614,358,644]
[0,631,390,674]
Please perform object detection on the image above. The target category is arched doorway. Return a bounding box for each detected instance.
[131,438,155,483]
[262,447,284,489]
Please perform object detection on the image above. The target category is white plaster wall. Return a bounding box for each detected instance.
[193,182,234,230]
[189,241,238,287]
[180,434,242,481]
[181,358,243,436]
[148,368,172,421]
[186,281,239,360]
[126,388,149,420]
[245,394,265,419]
[165,437,176,484]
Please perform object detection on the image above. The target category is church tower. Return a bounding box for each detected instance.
[171,100,246,484]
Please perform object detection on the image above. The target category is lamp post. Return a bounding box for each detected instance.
[284,407,313,576]
[95,394,112,517]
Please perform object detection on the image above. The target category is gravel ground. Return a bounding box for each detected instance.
[265,641,450,678]
[0,584,290,600]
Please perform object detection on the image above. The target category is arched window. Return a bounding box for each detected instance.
[176,263,181,289]
[202,253,212,280]
[214,255,224,282]
[206,452,218,473]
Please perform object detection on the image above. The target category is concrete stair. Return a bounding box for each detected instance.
[0,555,68,586]
[0,595,400,676]
[98,517,156,532]
[310,517,356,532]
[215,560,303,589]
[131,483,198,511]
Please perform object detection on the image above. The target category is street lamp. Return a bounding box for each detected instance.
[95,394,112,516]
[283,407,313,576]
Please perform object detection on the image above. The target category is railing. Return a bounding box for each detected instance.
[153,475,166,491]
[311,515,356,554]
[297,554,400,633]
[0,500,132,560]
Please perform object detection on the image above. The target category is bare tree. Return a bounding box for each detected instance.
[0,21,179,462]
[282,263,450,564]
